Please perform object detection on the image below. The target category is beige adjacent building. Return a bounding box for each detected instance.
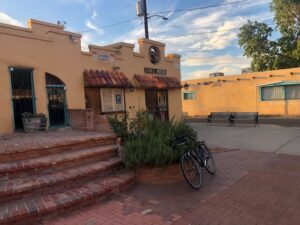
[182,68,300,117]
[0,19,183,134]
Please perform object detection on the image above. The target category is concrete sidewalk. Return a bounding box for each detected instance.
[189,123,300,156]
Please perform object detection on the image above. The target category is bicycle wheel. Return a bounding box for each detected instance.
[200,143,216,175]
[180,152,202,189]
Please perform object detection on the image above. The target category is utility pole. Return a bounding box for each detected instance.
[142,0,149,39]
[137,0,168,39]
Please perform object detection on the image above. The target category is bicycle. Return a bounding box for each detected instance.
[174,135,216,189]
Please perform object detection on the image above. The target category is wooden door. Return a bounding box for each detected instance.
[85,88,100,113]
[145,89,169,120]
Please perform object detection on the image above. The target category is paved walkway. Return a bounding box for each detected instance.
[43,150,300,225]
[189,123,300,156]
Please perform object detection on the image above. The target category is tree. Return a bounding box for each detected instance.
[238,0,300,72]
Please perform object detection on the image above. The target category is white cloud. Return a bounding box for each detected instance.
[182,54,251,79]
[192,11,226,29]
[80,10,105,51]
[0,12,23,27]
[81,33,91,52]
[223,0,271,8]
[85,19,97,30]
[183,66,244,80]
[92,10,98,20]
[182,54,250,68]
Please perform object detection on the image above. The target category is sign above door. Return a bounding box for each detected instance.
[144,67,167,75]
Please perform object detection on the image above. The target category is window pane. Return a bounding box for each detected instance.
[183,92,196,100]
[286,85,300,100]
[113,89,125,111]
[261,86,284,100]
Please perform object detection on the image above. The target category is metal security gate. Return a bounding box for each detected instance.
[10,68,35,130]
[46,73,67,126]
[145,89,169,121]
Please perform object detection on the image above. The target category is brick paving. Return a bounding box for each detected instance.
[0,130,115,154]
[43,150,300,225]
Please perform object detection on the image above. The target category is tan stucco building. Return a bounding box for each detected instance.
[182,68,300,117]
[0,19,182,134]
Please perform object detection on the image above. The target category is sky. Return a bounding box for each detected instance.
[0,0,275,80]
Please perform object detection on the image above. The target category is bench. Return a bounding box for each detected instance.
[231,112,259,126]
[207,112,233,125]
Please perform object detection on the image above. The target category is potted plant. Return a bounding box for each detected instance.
[109,111,197,184]
[22,112,47,132]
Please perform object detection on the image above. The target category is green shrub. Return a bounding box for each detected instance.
[108,114,128,142]
[110,111,197,169]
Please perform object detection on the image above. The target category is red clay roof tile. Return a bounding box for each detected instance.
[84,70,133,88]
[133,74,181,89]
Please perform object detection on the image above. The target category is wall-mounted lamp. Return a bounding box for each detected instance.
[129,87,135,92]
[69,35,78,43]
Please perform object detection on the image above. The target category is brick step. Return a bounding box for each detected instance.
[0,171,135,225]
[0,144,119,176]
[0,157,123,202]
[0,133,117,163]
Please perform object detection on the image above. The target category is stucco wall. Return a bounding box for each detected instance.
[0,19,182,133]
[182,68,300,117]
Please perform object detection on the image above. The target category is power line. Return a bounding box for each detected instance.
[148,0,159,39]
[78,0,256,34]
[80,17,139,34]
[151,0,251,15]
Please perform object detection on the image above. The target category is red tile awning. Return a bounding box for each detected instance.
[133,74,181,89]
[84,70,133,88]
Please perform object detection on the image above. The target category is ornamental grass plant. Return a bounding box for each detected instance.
[109,111,197,169]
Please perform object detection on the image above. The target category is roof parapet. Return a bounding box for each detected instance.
[138,38,166,47]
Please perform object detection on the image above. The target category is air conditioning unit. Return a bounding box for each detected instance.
[209,72,224,78]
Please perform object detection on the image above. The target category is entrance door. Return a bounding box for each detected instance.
[85,88,101,113]
[10,68,35,130]
[46,73,66,126]
[145,89,169,120]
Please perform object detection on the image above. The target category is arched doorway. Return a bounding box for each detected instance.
[46,73,67,126]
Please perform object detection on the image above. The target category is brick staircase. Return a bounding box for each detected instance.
[0,131,135,225]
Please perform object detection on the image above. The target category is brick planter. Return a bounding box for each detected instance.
[136,164,184,184]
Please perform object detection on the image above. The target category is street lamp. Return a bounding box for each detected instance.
[136,0,168,39]
[148,14,168,20]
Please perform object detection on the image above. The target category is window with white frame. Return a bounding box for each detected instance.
[261,84,300,101]
[183,91,196,100]
[100,88,125,112]
[286,85,300,99]
[261,86,285,100]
